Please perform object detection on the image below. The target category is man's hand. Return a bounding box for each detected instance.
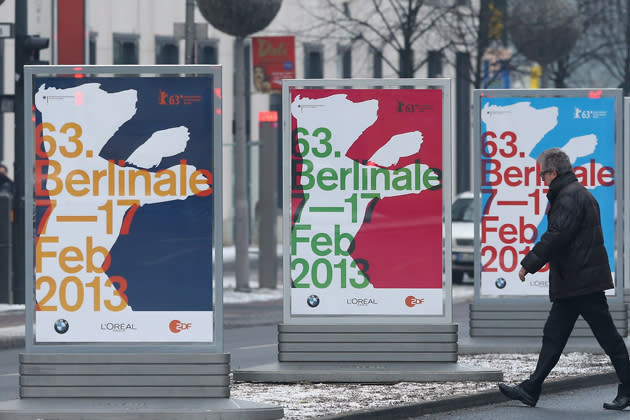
[519,266,527,282]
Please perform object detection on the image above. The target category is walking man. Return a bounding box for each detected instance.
[498,148,630,410]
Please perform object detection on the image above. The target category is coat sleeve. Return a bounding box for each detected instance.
[520,193,582,273]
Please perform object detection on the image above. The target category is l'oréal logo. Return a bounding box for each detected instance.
[346,298,378,306]
[101,322,137,332]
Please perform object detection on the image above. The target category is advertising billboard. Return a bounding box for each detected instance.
[30,73,217,343]
[477,91,621,297]
[286,82,451,319]
[252,36,295,94]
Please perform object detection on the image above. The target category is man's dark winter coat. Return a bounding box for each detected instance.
[0,172,12,195]
[520,171,614,301]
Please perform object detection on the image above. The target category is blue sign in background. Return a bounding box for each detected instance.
[481,96,616,271]
[35,77,214,311]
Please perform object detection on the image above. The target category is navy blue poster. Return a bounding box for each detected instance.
[33,76,215,342]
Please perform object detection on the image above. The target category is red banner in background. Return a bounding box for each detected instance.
[252,36,295,94]
[57,0,86,64]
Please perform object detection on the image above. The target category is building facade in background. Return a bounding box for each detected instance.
[0,0,542,244]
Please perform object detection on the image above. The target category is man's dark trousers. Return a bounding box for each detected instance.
[521,291,630,397]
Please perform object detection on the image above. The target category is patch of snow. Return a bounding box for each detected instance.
[0,304,24,312]
[231,352,613,419]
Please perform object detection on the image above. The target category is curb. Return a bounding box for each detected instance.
[0,335,24,350]
[316,372,618,420]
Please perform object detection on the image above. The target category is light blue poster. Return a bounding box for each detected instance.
[479,95,616,296]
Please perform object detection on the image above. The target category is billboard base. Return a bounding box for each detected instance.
[234,361,502,383]
[9,352,283,419]
[233,323,502,383]
[462,302,628,354]
[0,398,283,420]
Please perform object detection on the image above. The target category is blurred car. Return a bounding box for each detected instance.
[452,191,474,284]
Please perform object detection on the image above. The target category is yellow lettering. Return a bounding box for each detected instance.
[36,236,59,273]
[59,246,83,273]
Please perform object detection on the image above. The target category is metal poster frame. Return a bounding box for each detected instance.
[473,88,624,304]
[624,97,630,294]
[282,78,453,324]
[24,65,223,353]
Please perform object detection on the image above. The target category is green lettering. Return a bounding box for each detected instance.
[392,168,412,190]
[423,167,442,190]
[317,168,338,191]
[300,159,315,190]
[334,224,353,256]
[339,167,352,190]
[291,224,311,255]
[311,232,332,256]
[370,167,391,191]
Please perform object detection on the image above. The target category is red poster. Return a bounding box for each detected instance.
[289,88,444,316]
[252,36,295,94]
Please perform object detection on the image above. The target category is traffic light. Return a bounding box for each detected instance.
[23,35,49,65]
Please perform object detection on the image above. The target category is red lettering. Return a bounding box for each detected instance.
[574,163,615,188]
[519,216,538,243]
[504,166,523,187]
[495,217,537,244]
[482,162,542,187]
[481,131,497,157]
[482,245,498,272]
[574,166,587,186]
[597,166,614,186]
[482,159,501,186]
[482,216,499,242]
[499,223,517,244]
[524,166,537,187]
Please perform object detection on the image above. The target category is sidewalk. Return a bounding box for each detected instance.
[0,306,25,349]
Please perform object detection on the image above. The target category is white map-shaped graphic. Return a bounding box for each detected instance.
[127,126,191,168]
[35,83,210,313]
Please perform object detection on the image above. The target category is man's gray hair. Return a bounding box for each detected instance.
[536,148,573,175]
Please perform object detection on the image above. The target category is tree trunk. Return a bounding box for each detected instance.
[399,48,415,78]
[553,57,568,88]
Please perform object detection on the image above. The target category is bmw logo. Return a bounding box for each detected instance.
[54,319,69,334]
[307,295,320,308]
[495,277,507,289]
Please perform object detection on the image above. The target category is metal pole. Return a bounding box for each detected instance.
[0,40,4,161]
[185,0,195,64]
[234,36,250,291]
[13,0,26,304]
[0,195,11,303]
[258,120,278,289]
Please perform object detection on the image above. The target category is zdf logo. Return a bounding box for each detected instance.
[405,296,424,307]
[169,320,192,333]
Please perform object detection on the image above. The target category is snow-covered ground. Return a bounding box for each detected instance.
[231,353,613,419]
[223,271,612,419]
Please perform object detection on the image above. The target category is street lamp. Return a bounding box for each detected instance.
[196,0,282,291]
[509,0,581,87]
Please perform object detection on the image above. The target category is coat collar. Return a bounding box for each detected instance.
[547,171,577,203]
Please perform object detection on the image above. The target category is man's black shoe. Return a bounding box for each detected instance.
[604,390,630,410]
[498,383,537,407]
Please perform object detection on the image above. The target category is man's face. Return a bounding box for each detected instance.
[540,169,557,186]
[0,166,6,176]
